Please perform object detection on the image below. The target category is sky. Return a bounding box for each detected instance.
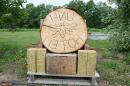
[23,0,109,6]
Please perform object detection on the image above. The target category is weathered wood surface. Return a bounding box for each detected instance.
[77,50,97,76]
[28,78,92,86]
[41,8,88,53]
[10,72,100,86]
[27,71,100,78]
[27,48,46,73]
[46,53,77,75]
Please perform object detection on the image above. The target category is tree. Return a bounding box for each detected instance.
[85,0,101,28]
[96,2,115,28]
[0,0,26,29]
[109,0,130,54]
[38,4,53,19]
[65,0,113,28]
[23,3,53,28]
[65,0,86,19]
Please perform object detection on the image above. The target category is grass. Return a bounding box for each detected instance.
[88,40,110,48]
[0,30,130,85]
[88,28,108,33]
[98,59,130,85]
[0,31,40,78]
[0,31,40,47]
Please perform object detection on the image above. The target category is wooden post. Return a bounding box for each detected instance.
[77,50,97,76]
[27,48,46,73]
[29,75,35,82]
[40,19,43,29]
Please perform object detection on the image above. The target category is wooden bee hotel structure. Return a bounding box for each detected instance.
[27,8,99,86]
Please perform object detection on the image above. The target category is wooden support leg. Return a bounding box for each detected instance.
[91,77,96,86]
[29,75,35,82]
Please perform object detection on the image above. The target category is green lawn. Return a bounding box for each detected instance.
[0,31,40,78]
[0,31,40,47]
[0,30,130,85]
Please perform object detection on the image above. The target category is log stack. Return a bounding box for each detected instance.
[27,8,98,86]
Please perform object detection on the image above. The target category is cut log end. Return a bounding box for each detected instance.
[41,8,88,53]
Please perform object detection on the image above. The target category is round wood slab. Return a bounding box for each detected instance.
[41,8,88,53]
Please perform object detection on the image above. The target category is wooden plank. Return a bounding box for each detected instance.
[36,48,46,73]
[27,71,100,78]
[87,50,97,76]
[41,8,88,53]
[28,78,92,86]
[27,48,36,72]
[77,50,97,76]
[46,53,77,75]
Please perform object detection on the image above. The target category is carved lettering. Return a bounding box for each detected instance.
[41,8,87,53]
[49,12,74,22]
[49,39,58,49]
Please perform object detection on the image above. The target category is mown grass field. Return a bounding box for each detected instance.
[0,30,130,85]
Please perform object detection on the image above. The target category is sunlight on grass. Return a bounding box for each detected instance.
[88,40,110,48]
[0,31,40,48]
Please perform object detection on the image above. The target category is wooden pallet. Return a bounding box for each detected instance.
[27,72,100,86]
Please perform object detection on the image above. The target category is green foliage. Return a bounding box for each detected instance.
[65,0,114,28]
[109,30,130,53]
[65,0,86,18]
[23,3,52,28]
[97,2,115,28]
[108,0,130,55]
[85,0,101,28]
[0,0,114,29]
[0,0,26,29]
[0,1,52,28]
[126,53,130,65]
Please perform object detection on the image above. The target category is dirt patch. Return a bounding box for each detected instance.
[0,73,17,86]
[98,80,109,86]
[0,73,17,82]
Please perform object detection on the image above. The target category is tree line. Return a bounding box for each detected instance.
[0,0,115,29]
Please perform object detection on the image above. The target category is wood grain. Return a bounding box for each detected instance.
[27,48,46,73]
[27,48,36,72]
[41,8,88,53]
[77,50,97,76]
[36,48,46,73]
[46,53,77,75]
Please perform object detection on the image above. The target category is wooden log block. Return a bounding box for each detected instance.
[41,8,88,53]
[77,50,97,76]
[27,48,46,73]
[46,53,77,75]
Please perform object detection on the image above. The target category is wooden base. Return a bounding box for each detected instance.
[27,72,99,86]
[46,53,77,75]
